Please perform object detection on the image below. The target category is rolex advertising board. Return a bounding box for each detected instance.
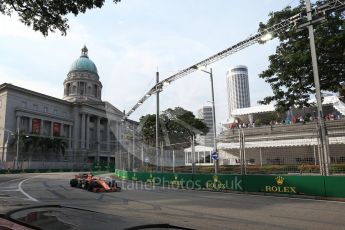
[244,175,325,196]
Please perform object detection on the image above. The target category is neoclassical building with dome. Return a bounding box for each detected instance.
[0,46,132,169]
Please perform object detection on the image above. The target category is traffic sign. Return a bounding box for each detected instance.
[211,151,219,160]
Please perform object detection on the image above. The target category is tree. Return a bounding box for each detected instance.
[139,107,209,149]
[11,133,67,160]
[258,0,345,112]
[0,0,121,36]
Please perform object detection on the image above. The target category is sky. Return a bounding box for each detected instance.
[0,0,301,123]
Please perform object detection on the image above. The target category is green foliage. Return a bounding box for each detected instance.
[12,132,67,156]
[0,0,121,36]
[139,107,209,149]
[258,0,345,112]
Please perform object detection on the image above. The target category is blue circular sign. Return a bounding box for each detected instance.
[211,151,219,160]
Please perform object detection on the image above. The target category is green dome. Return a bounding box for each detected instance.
[69,56,98,74]
[69,46,98,75]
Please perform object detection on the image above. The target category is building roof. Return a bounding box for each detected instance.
[311,95,345,115]
[230,96,345,116]
[217,136,345,149]
[0,83,71,105]
[231,104,275,116]
[184,145,214,152]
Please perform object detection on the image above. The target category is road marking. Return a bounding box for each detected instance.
[0,178,25,184]
[18,178,39,202]
[0,189,19,192]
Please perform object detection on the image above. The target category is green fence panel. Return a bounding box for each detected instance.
[324,176,345,198]
[113,170,345,198]
[150,172,165,184]
[135,172,151,182]
[118,170,129,180]
[115,169,122,177]
[144,172,194,187]
[194,174,243,191]
[244,175,325,196]
[172,173,194,188]
[159,173,175,185]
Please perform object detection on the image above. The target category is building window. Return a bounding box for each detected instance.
[66,83,71,96]
[44,106,48,113]
[22,101,27,108]
[54,109,58,115]
[79,82,85,95]
[33,104,38,111]
[94,85,98,97]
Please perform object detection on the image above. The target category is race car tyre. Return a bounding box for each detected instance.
[88,182,94,192]
[70,179,78,187]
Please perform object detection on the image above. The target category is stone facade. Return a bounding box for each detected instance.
[0,46,134,168]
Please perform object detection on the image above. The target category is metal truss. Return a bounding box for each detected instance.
[124,0,345,120]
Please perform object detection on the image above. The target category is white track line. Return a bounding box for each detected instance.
[18,178,39,202]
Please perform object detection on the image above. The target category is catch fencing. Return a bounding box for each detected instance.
[116,119,345,176]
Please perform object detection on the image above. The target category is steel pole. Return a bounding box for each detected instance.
[306,0,330,175]
[132,123,135,170]
[161,141,164,172]
[156,72,160,172]
[119,123,122,170]
[141,142,144,169]
[192,135,195,174]
[210,68,218,174]
[173,150,175,173]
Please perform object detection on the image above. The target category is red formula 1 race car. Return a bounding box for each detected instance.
[69,173,121,192]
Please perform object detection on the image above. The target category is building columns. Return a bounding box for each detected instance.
[68,125,72,150]
[86,115,90,150]
[96,116,101,161]
[50,122,54,137]
[40,119,44,136]
[16,116,21,131]
[106,119,110,151]
[28,117,33,133]
[72,107,79,151]
[81,113,86,149]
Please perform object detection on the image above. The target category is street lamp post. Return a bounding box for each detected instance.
[193,66,218,174]
[306,0,330,176]
[156,72,160,172]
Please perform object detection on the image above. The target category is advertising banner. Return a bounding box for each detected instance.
[32,119,41,134]
[53,122,61,136]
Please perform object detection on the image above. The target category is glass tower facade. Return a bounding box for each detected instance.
[226,65,251,118]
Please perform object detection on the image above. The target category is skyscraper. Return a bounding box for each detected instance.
[226,65,251,117]
[197,106,214,147]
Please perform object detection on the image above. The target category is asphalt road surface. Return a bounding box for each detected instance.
[1,173,345,230]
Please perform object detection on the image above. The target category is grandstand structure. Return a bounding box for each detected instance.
[216,119,345,167]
